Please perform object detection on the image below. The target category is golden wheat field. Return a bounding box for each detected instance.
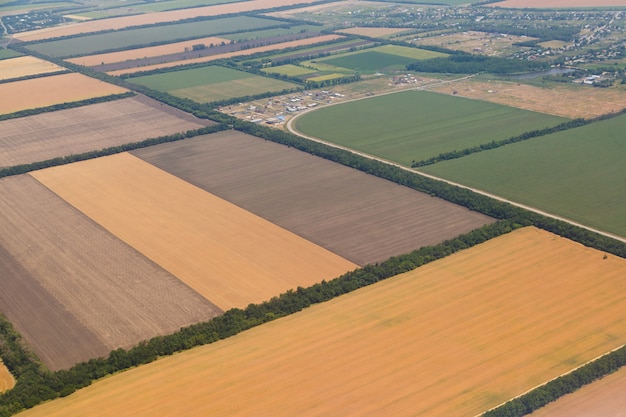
[66,36,230,67]
[16,227,626,417]
[0,56,64,80]
[31,153,357,310]
[106,34,343,76]
[0,73,127,114]
[0,362,14,393]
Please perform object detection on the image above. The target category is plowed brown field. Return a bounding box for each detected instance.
[16,227,626,417]
[31,153,357,310]
[0,175,220,371]
[66,36,230,66]
[529,367,626,417]
[0,56,63,80]
[0,73,127,115]
[106,34,343,76]
[490,0,626,7]
[0,95,211,168]
[132,130,494,265]
[0,361,14,393]
[14,0,321,42]
[430,79,626,119]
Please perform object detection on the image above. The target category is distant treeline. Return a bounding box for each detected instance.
[407,54,550,74]
[0,92,135,121]
[411,109,626,167]
[0,219,519,417]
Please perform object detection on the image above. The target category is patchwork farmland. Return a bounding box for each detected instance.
[420,113,626,238]
[0,175,221,371]
[128,65,299,103]
[0,95,212,168]
[31,152,358,310]
[293,90,568,166]
[15,227,626,417]
[0,73,127,115]
[132,130,494,265]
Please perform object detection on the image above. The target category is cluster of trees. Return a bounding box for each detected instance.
[0,220,518,417]
[0,92,135,121]
[407,54,549,74]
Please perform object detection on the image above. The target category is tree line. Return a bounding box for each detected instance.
[407,54,550,74]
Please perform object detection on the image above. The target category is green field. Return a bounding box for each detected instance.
[26,16,282,57]
[0,1,74,12]
[378,0,472,4]
[310,45,447,73]
[420,113,626,238]
[220,25,322,42]
[0,49,22,60]
[293,90,568,166]
[262,64,316,77]
[130,65,299,102]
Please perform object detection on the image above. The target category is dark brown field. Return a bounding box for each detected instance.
[0,175,221,371]
[0,95,212,168]
[132,130,494,265]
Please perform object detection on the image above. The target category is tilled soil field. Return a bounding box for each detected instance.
[132,130,495,265]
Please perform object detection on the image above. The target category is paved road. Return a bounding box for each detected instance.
[286,77,626,244]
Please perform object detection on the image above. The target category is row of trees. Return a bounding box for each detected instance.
[0,69,69,85]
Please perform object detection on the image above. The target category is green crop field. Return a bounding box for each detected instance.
[220,25,322,42]
[26,16,282,57]
[262,64,316,77]
[420,113,626,238]
[130,65,299,102]
[0,49,22,60]
[379,0,472,4]
[313,45,447,72]
[294,90,567,166]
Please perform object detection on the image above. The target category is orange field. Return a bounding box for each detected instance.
[15,227,626,417]
[529,367,626,416]
[14,0,322,42]
[0,56,64,80]
[31,153,357,310]
[66,36,230,67]
[107,34,343,76]
[0,73,127,114]
[490,0,626,7]
[0,361,14,393]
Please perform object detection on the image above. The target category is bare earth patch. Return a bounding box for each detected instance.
[66,36,230,66]
[0,174,220,371]
[0,361,14,393]
[0,56,64,80]
[0,95,212,168]
[529,367,626,417]
[132,130,494,265]
[107,34,343,76]
[14,0,322,42]
[0,72,127,115]
[489,0,626,7]
[15,227,626,417]
[412,31,535,56]
[430,79,626,119]
[32,153,358,311]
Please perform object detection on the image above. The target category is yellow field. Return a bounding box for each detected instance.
[66,36,230,66]
[0,56,64,80]
[107,34,343,76]
[0,73,127,114]
[337,27,408,37]
[16,227,626,417]
[31,153,357,310]
[14,0,321,42]
[0,361,14,393]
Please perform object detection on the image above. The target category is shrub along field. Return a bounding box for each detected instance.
[420,113,626,239]
[293,90,568,166]
[132,130,494,266]
[129,65,299,103]
[25,16,282,58]
[14,227,626,417]
[32,152,357,310]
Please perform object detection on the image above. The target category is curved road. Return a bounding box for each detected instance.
[286,77,626,244]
